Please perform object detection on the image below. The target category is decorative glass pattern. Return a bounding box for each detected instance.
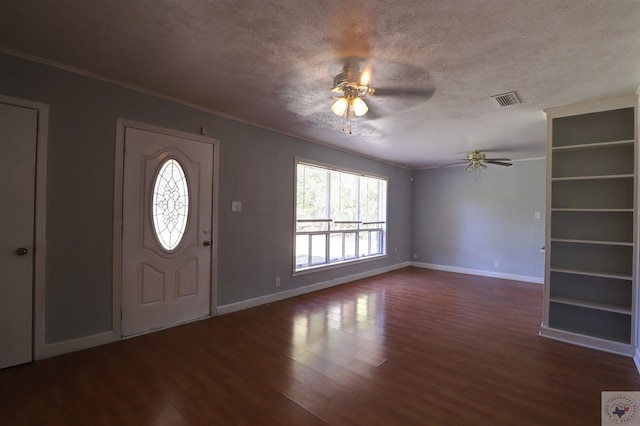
[152,159,189,251]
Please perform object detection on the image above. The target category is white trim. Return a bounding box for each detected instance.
[112,120,125,341]
[218,262,410,315]
[293,254,388,277]
[634,347,640,374]
[42,331,117,359]
[539,325,635,357]
[210,136,220,316]
[0,94,49,361]
[112,119,220,337]
[544,94,637,119]
[410,261,544,284]
[633,94,639,354]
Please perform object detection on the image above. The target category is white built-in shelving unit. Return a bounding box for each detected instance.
[540,95,638,356]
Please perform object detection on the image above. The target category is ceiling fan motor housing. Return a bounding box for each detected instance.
[333,66,360,88]
[333,66,373,98]
[468,150,486,162]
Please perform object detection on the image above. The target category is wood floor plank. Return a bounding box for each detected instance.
[1,267,640,425]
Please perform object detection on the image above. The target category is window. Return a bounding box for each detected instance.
[295,160,387,272]
[152,158,189,251]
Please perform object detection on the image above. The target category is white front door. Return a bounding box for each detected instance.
[121,126,214,336]
[0,102,38,368]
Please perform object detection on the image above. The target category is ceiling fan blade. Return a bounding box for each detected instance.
[485,160,513,166]
[372,87,435,99]
[485,157,511,161]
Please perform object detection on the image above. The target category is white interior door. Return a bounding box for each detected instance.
[122,127,213,336]
[0,102,38,368]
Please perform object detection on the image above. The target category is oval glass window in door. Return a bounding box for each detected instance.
[152,158,189,251]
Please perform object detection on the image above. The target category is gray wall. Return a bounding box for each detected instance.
[411,159,546,279]
[1,51,547,349]
[0,52,412,344]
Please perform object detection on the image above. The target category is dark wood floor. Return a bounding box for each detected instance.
[2,267,639,425]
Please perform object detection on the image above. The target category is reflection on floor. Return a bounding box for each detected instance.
[1,267,639,425]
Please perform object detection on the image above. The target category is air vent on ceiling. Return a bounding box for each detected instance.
[490,92,521,107]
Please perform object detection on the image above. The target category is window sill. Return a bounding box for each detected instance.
[293,254,388,277]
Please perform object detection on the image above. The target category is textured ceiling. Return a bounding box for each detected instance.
[1,1,640,168]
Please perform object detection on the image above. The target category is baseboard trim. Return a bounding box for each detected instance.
[38,262,411,359]
[410,262,543,284]
[36,262,541,358]
[217,262,411,315]
[41,330,117,359]
[539,325,634,357]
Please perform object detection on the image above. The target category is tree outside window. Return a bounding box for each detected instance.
[295,161,387,272]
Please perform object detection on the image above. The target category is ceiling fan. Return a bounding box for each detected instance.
[443,150,513,172]
[329,57,435,124]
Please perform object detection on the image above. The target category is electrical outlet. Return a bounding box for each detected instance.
[535,211,541,219]
[275,277,281,287]
[494,261,500,268]
[413,253,417,260]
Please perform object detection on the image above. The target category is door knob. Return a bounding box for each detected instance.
[203,241,211,247]
[16,247,28,256]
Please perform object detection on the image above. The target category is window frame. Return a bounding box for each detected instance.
[293,158,388,275]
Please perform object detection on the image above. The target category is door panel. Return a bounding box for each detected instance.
[122,127,213,336]
[0,102,38,368]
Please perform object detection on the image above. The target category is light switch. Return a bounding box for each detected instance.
[535,212,541,219]
[232,201,241,212]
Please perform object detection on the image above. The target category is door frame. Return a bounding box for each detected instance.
[113,119,219,337]
[0,94,49,361]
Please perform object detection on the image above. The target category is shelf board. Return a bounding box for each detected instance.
[549,267,632,281]
[550,297,632,315]
[539,325,635,354]
[551,139,635,151]
[550,238,633,247]
[551,208,634,213]
[551,174,634,181]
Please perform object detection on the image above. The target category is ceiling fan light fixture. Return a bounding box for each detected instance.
[466,161,487,172]
[359,68,371,86]
[331,97,349,116]
[351,97,368,116]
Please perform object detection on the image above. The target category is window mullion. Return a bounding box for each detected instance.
[325,232,330,266]
[356,175,361,227]
[326,169,331,266]
[326,169,331,223]
[356,176,361,259]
